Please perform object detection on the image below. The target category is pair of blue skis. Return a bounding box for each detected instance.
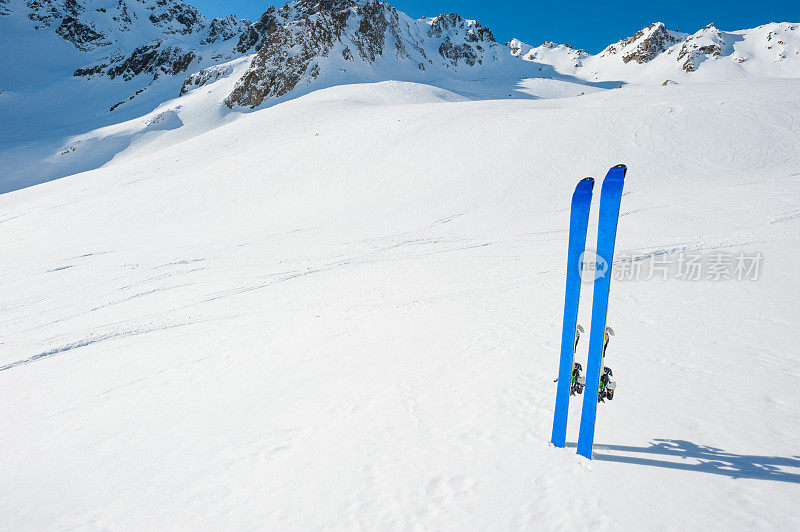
[551,164,626,459]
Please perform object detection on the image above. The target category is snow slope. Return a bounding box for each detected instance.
[0,0,556,193]
[1,77,799,529]
[2,0,799,194]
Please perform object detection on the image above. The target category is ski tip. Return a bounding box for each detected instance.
[610,164,628,178]
[572,177,595,198]
[603,164,627,184]
[575,177,595,191]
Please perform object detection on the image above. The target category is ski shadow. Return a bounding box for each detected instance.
[565,439,800,484]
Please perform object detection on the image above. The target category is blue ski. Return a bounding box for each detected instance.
[551,177,594,448]
[577,164,627,459]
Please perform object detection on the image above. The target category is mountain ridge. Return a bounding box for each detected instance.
[2,0,798,112]
[510,21,800,82]
[1,0,799,193]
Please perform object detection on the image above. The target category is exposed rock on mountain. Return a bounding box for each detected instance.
[598,22,685,64]
[55,14,108,50]
[180,63,234,94]
[201,15,249,45]
[105,42,197,80]
[232,9,279,54]
[224,1,513,109]
[3,0,251,87]
[513,21,800,82]
[2,0,799,121]
[621,22,683,64]
[677,24,727,72]
[510,39,587,70]
[145,0,205,35]
[21,0,211,47]
[427,12,494,42]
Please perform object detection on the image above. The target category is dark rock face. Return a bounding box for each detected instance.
[439,38,479,67]
[429,14,492,67]
[145,0,205,35]
[224,0,504,109]
[677,25,725,72]
[427,13,494,43]
[104,41,197,81]
[27,0,83,29]
[353,1,391,62]
[234,8,278,54]
[26,0,113,49]
[202,15,249,45]
[620,22,681,64]
[73,63,107,77]
[679,44,722,72]
[225,16,335,107]
[56,16,107,50]
[23,0,212,49]
[111,1,133,30]
[180,63,232,94]
[225,0,376,108]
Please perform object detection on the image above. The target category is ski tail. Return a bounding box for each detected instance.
[577,164,626,459]
[551,177,594,448]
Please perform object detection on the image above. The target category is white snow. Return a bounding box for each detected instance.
[1,75,799,528]
[2,1,800,527]
[514,22,800,83]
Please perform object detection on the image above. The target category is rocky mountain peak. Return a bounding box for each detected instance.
[426,13,495,43]
[223,0,510,109]
[4,0,798,121]
[202,14,251,45]
[676,24,727,72]
[600,22,684,64]
[145,0,207,35]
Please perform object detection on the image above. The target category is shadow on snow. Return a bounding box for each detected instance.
[566,439,800,484]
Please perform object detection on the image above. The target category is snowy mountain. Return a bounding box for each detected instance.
[596,22,687,65]
[2,1,798,128]
[510,38,588,71]
[1,0,251,106]
[224,4,514,108]
[0,0,547,192]
[0,0,523,115]
[1,3,800,192]
[512,21,800,82]
[2,1,800,529]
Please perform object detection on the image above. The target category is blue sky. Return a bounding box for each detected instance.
[192,0,800,53]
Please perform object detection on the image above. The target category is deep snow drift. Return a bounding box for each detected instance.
[1,77,799,529]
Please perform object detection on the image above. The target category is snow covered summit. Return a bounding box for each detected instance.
[512,21,800,82]
[3,0,799,119]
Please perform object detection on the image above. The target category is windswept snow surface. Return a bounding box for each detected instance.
[1,79,800,528]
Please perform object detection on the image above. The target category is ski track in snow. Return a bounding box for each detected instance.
[0,322,196,372]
